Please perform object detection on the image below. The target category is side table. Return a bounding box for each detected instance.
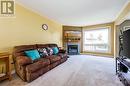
[0,52,11,81]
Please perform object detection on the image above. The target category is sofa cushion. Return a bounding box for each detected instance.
[60,57,68,64]
[37,48,48,57]
[26,58,50,72]
[25,50,40,60]
[58,53,68,59]
[50,61,60,69]
[46,55,61,63]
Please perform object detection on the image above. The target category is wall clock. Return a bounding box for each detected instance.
[42,24,48,30]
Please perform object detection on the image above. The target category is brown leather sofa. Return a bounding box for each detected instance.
[13,44,68,82]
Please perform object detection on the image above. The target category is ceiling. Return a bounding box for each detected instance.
[17,0,129,26]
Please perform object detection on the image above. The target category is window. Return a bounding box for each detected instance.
[83,27,111,53]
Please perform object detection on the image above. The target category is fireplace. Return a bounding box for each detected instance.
[67,44,79,55]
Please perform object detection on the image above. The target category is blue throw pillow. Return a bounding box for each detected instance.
[25,50,40,60]
[52,47,59,55]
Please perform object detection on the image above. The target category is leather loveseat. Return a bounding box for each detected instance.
[13,44,68,82]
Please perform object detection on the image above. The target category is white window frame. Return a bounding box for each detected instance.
[83,26,111,53]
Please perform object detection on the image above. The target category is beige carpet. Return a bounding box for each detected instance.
[0,55,123,86]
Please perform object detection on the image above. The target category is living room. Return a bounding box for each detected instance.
[0,0,130,86]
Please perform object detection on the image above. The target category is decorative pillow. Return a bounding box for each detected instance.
[46,47,53,55]
[24,50,40,60]
[37,48,48,57]
[52,47,59,55]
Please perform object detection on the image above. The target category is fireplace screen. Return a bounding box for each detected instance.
[68,45,78,55]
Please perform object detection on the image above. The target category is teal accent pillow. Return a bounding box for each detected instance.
[25,50,40,60]
[52,47,59,55]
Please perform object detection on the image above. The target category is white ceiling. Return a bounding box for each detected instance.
[17,0,129,26]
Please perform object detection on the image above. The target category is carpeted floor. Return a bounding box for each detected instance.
[0,55,123,86]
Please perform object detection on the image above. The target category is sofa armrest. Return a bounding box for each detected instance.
[16,56,33,66]
[59,49,66,54]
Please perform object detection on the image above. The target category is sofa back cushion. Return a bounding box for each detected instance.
[36,44,58,49]
[13,45,37,57]
[48,44,58,48]
[24,50,40,60]
[36,44,48,48]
